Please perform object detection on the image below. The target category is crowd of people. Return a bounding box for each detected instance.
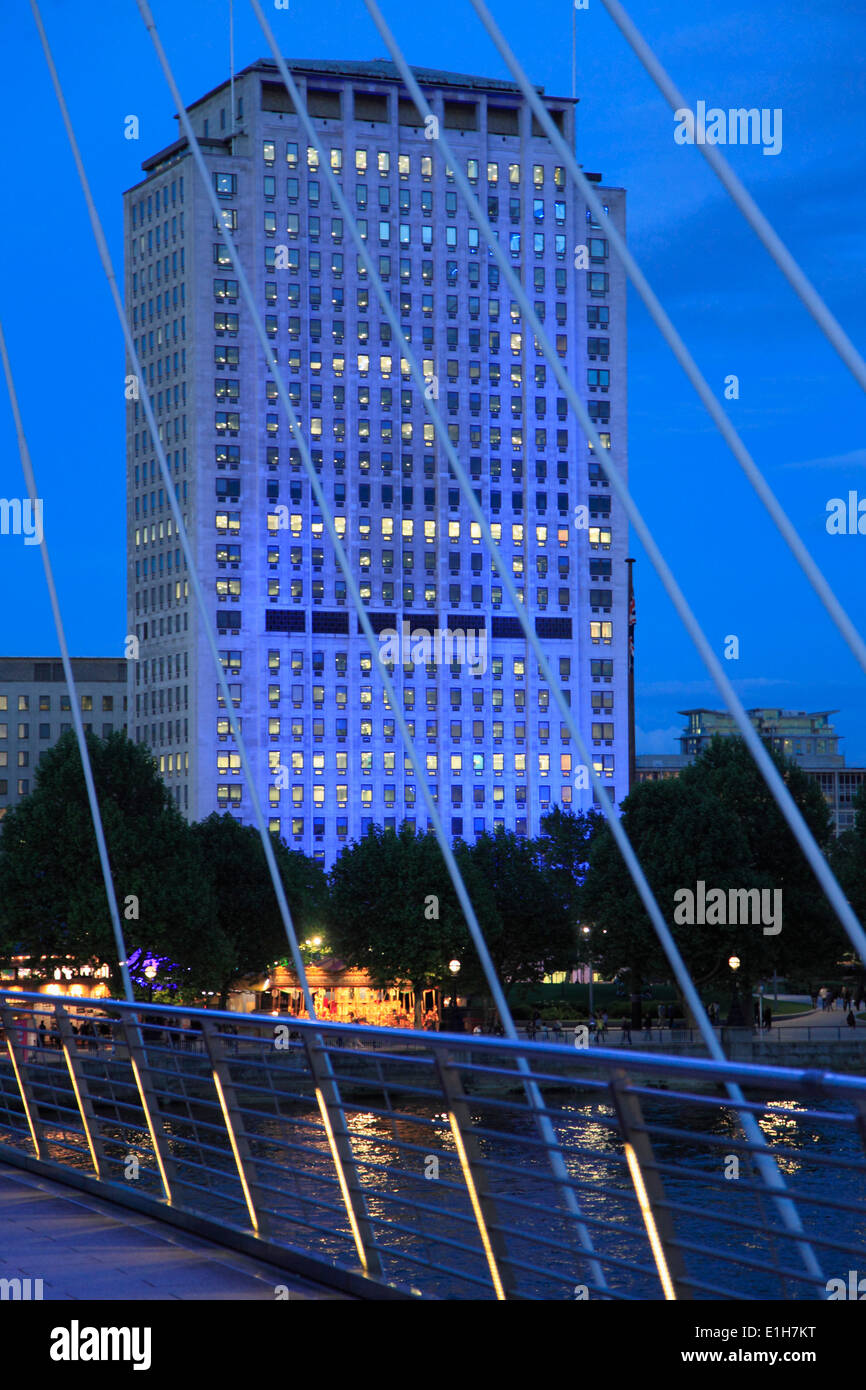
[811,985,864,1014]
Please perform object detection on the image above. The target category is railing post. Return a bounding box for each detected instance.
[608,1068,691,1300]
[0,1002,47,1158]
[433,1047,518,1300]
[120,1013,178,1203]
[54,1003,109,1179]
[300,1029,384,1278]
[200,1017,270,1236]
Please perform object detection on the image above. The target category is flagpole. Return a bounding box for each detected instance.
[626,556,636,793]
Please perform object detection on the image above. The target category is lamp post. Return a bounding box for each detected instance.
[448,958,461,1003]
[725,955,746,1027]
[144,962,157,1003]
[446,958,461,1032]
[581,926,593,1015]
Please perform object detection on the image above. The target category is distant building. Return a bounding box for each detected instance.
[636,708,865,834]
[0,658,129,821]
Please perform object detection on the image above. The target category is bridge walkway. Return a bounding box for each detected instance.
[0,1162,348,1301]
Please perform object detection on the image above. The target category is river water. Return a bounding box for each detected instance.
[6,1053,864,1300]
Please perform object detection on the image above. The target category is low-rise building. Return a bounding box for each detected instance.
[636,708,865,834]
[0,657,129,821]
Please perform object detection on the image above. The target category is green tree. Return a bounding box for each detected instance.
[190,813,328,1006]
[536,805,604,920]
[456,827,574,1005]
[328,823,466,1026]
[0,731,212,996]
[579,736,841,1021]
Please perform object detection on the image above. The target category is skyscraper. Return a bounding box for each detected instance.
[124,57,628,866]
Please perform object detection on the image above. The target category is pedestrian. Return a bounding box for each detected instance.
[598,1011,608,1043]
[588,1013,597,1043]
[810,989,818,1010]
[552,1019,563,1041]
[643,1014,653,1041]
[620,1018,631,1045]
[37,1020,47,1048]
[847,1008,856,1030]
[763,1005,772,1032]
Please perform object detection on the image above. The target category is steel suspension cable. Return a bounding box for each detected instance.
[468,0,866,680]
[0,321,134,1004]
[28,0,319,1026]
[353,0,826,1285]
[249,0,823,1282]
[362,0,866,981]
[597,0,866,397]
[136,0,608,1290]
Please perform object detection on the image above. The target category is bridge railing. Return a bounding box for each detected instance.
[1,990,865,1300]
[517,1023,866,1046]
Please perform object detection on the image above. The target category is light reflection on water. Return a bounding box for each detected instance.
[6,1064,866,1300]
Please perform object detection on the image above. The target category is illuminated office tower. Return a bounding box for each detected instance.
[124,58,628,865]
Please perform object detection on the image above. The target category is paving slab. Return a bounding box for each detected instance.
[0,1162,349,1300]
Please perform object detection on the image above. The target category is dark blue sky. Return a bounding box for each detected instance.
[1,0,864,759]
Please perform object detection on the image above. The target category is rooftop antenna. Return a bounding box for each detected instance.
[229,0,235,140]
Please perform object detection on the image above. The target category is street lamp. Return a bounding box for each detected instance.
[581,926,594,1015]
[144,962,157,1003]
[445,958,461,1015]
[725,955,746,1027]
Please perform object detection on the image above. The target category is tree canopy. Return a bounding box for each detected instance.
[456,827,574,997]
[328,822,466,1023]
[190,812,328,1004]
[0,731,211,994]
[578,736,842,1010]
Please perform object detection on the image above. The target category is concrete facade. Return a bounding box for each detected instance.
[0,658,129,821]
[124,58,629,865]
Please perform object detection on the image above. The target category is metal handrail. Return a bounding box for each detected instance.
[1,990,864,1300]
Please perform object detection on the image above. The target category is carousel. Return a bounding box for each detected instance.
[234,959,441,1030]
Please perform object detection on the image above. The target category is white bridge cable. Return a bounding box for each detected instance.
[31,0,395,1278]
[353,0,827,1285]
[27,0,319,1028]
[252,0,824,1285]
[136,0,608,1293]
[362,0,866,980]
[597,0,866,399]
[470,0,866,682]
[0,320,135,1005]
